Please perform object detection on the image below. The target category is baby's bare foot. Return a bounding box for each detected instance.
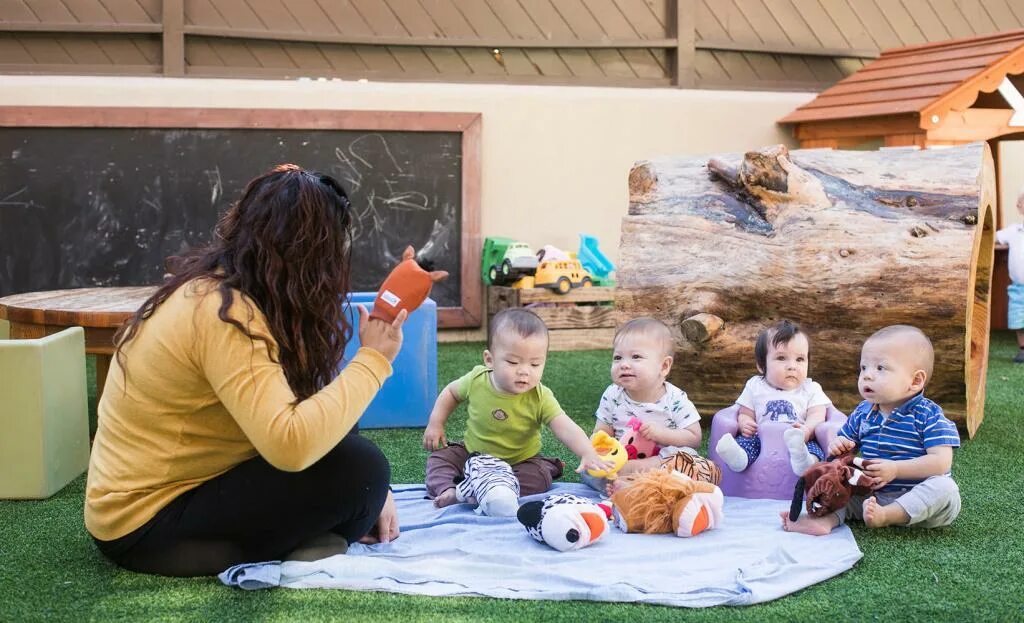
[863,497,886,527]
[779,510,835,536]
[433,487,458,508]
[606,478,629,496]
[862,496,907,528]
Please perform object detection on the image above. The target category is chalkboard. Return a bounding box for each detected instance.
[0,108,482,328]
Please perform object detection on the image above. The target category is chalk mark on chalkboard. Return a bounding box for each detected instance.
[351,134,402,173]
[334,133,434,246]
[0,186,44,211]
[368,189,384,235]
[142,189,160,213]
[417,206,456,265]
[139,178,164,252]
[381,190,429,212]
[334,147,362,191]
[333,134,406,193]
[205,166,223,207]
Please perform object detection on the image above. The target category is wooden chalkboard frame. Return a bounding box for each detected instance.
[0,106,482,328]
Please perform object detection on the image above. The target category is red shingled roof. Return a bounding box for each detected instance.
[780,29,1024,125]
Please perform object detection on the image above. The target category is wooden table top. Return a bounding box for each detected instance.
[0,286,157,328]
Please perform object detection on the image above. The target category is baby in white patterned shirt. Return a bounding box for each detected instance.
[583,317,703,492]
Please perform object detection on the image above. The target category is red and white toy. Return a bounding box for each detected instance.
[619,416,661,460]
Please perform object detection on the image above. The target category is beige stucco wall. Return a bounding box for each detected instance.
[0,76,813,339]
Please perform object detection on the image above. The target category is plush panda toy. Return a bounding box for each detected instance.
[517,493,611,552]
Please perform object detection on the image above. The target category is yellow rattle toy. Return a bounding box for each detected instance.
[586,430,628,479]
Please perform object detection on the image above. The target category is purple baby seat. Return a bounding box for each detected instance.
[708,404,847,500]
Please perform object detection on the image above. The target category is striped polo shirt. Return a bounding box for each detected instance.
[838,392,960,491]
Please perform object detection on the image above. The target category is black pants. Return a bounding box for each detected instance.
[93,432,390,577]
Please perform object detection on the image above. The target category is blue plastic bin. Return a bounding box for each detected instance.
[341,293,437,428]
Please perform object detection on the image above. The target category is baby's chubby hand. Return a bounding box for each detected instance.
[575,449,616,475]
[422,423,448,451]
[638,421,665,443]
[738,419,758,437]
[828,436,856,457]
[864,459,898,489]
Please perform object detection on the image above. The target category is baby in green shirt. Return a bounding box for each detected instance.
[423,308,611,509]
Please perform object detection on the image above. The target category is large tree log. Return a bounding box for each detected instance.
[619,144,995,436]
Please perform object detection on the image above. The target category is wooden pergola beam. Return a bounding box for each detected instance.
[926,108,1023,142]
[674,0,696,88]
[183,25,678,49]
[162,0,184,77]
[791,115,920,141]
[0,22,160,34]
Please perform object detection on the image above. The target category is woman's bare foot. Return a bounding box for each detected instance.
[433,487,458,508]
[862,496,909,528]
[779,510,837,536]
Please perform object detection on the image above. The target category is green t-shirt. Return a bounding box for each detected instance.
[455,365,563,464]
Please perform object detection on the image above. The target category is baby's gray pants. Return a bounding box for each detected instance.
[839,475,961,528]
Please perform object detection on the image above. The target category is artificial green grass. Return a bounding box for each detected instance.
[2,333,1023,621]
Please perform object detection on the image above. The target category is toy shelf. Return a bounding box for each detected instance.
[486,286,616,351]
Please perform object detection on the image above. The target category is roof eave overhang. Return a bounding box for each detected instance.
[919,43,1024,130]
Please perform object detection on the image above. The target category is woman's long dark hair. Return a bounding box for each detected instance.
[114,164,354,400]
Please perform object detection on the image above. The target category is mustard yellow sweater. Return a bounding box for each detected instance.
[85,279,392,541]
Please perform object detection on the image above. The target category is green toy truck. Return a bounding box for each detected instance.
[481,237,539,285]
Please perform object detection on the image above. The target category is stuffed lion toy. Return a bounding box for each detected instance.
[609,469,724,537]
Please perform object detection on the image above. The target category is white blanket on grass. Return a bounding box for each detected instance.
[219,483,862,607]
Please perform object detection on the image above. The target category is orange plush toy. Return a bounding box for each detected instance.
[370,246,448,322]
[610,469,724,538]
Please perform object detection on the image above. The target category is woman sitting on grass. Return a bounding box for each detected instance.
[85,164,428,576]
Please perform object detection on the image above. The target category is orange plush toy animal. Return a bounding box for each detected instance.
[370,246,448,322]
[788,449,874,521]
[609,469,724,538]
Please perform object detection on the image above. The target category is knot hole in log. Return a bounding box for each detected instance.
[680,313,724,347]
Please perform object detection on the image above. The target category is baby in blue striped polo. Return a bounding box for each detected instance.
[781,325,961,536]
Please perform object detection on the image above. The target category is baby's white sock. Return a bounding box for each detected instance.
[715,433,749,472]
[784,427,818,475]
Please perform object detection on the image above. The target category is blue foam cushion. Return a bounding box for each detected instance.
[342,293,437,428]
